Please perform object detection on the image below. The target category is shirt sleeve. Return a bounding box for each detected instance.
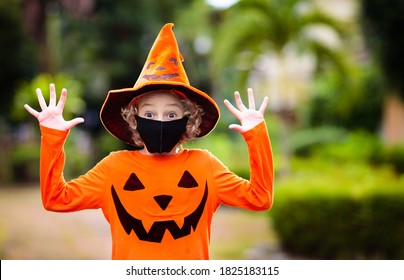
[211,121,274,211]
[39,126,109,212]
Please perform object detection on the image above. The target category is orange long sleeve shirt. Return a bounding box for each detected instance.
[39,121,274,259]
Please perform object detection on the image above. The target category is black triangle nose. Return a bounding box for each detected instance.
[154,195,173,210]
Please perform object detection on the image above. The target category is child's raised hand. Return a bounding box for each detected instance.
[24,83,84,131]
[224,88,268,133]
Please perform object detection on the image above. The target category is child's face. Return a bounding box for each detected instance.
[137,92,184,121]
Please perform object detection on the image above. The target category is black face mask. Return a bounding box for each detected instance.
[135,115,188,154]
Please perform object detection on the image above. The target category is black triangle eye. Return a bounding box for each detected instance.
[124,173,145,191]
[178,170,198,188]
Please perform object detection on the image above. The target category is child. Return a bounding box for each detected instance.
[24,23,274,260]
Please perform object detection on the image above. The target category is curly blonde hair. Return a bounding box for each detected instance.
[121,92,204,147]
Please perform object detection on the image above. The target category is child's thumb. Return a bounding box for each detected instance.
[228,124,243,133]
[66,117,85,130]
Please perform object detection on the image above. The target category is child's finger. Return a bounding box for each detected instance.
[247,88,255,110]
[234,91,247,111]
[49,83,56,107]
[66,117,85,129]
[258,96,269,114]
[56,88,68,110]
[224,99,241,119]
[36,88,48,111]
[228,123,243,133]
[24,104,40,118]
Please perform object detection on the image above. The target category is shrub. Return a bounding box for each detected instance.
[311,130,382,162]
[289,126,347,156]
[300,130,404,174]
[10,143,40,182]
[270,158,404,259]
[372,144,404,174]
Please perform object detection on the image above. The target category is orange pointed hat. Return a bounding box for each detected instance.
[100,23,220,146]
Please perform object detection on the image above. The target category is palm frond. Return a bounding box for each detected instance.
[210,0,351,94]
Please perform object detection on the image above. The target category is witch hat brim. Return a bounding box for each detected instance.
[100,23,220,146]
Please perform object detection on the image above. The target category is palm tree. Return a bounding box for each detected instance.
[210,0,352,174]
[211,0,351,112]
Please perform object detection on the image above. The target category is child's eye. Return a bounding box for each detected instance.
[144,112,154,118]
[168,113,177,118]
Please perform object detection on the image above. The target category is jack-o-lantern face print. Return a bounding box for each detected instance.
[111,170,208,243]
[141,57,181,82]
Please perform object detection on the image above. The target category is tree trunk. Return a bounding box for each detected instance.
[381,94,404,145]
[22,0,49,72]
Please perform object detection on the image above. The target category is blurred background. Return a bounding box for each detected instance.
[1,0,404,260]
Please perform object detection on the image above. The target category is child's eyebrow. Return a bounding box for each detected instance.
[139,102,182,109]
[165,103,182,108]
[139,102,153,109]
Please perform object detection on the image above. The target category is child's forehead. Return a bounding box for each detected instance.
[137,91,183,106]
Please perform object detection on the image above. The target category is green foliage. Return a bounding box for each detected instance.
[174,0,216,98]
[311,130,382,162]
[6,128,93,183]
[270,157,404,259]
[62,0,193,90]
[360,0,404,97]
[211,0,350,98]
[9,142,40,183]
[372,145,404,174]
[289,126,347,156]
[94,130,127,160]
[12,73,85,121]
[297,129,404,174]
[305,62,384,131]
[0,0,36,118]
[62,129,93,180]
[6,72,88,182]
[289,127,404,175]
